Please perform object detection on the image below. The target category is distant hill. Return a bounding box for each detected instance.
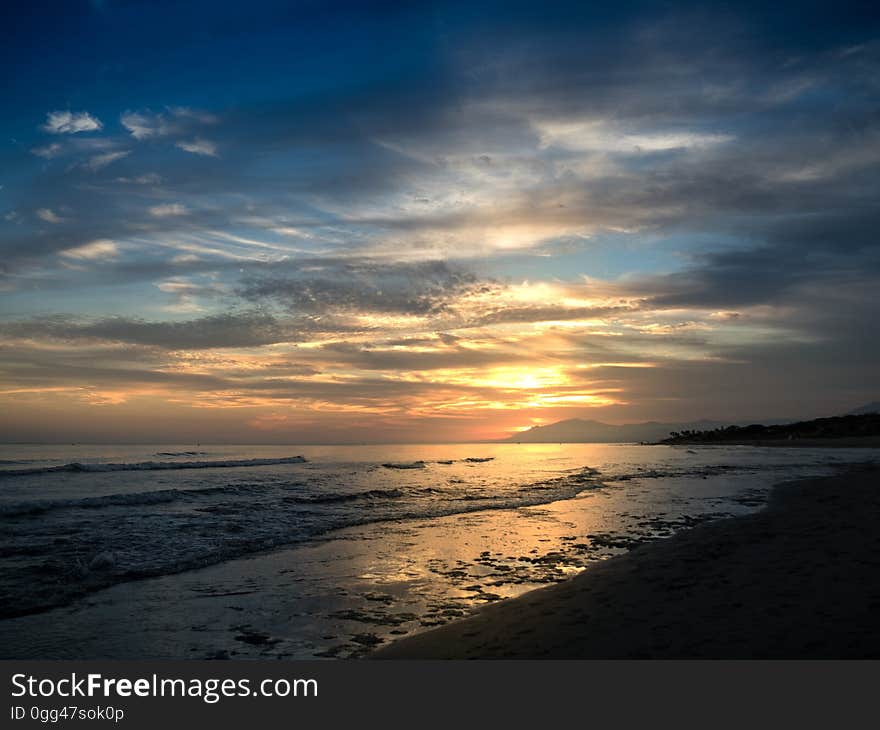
[501,418,725,444]
[660,412,880,445]
[848,402,880,416]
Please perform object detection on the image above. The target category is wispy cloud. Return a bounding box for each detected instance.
[41,110,102,134]
[85,150,130,171]
[167,106,217,124]
[36,208,65,224]
[120,110,171,139]
[115,173,162,185]
[122,107,217,141]
[31,142,62,159]
[533,119,735,153]
[149,203,188,217]
[3,5,879,441]
[59,239,119,260]
[176,138,218,156]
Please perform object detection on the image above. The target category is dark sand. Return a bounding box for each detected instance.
[373,464,880,658]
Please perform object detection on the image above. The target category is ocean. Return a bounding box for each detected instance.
[0,442,875,658]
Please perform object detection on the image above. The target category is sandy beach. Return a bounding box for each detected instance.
[373,463,880,658]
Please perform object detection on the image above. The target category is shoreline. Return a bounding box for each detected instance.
[1,447,875,659]
[372,462,880,658]
[657,437,880,448]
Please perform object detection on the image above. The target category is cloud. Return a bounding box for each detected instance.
[171,253,200,264]
[149,203,188,217]
[121,107,217,140]
[238,259,484,316]
[120,110,169,139]
[176,138,218,156]
[167,106,217,124]
[36,208,65,224]
[60,239,119,260]
[4,5,880,436]
[31,142,62,159]
[115,173,162,184]
[154,276,223,312]
[41,110,102,134]
[85,150,130,171]
[533,119,734,153]
[0,311,300,350]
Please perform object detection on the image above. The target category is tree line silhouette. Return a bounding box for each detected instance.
[663,413,880,444]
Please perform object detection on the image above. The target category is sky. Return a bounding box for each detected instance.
[1,0,879,443]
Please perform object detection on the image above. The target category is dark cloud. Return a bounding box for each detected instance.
[4,13,875,269]
[464,304,636,328]
[238,260,487,315]
[2,2,879,435]
[0,312,303,350]
[314,341,515,372]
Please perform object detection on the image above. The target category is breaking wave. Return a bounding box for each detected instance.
[154,451,210,457]
[0,463,606,618]
[284,488,407,504]
[0,455,307,478]
[381,461,426,470]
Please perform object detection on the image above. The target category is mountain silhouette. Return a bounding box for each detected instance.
[501,418,724,443]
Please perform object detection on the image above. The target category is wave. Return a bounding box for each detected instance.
[284,488,406,505]
[0,470,604,516]
[607,464,769,482]
[382,461,426,470]
[0,464,607,619]
[379,457,494,469]
[2,490,186,516]
[0,482,286,516]
[0,455,307,478]
[154,451,210,457]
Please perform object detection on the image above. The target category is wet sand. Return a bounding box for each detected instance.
[373,464,880,658]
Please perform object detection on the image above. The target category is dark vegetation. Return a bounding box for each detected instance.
[662,413,880,444]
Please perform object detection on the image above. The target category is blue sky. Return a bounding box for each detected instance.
[1,0,879,442]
